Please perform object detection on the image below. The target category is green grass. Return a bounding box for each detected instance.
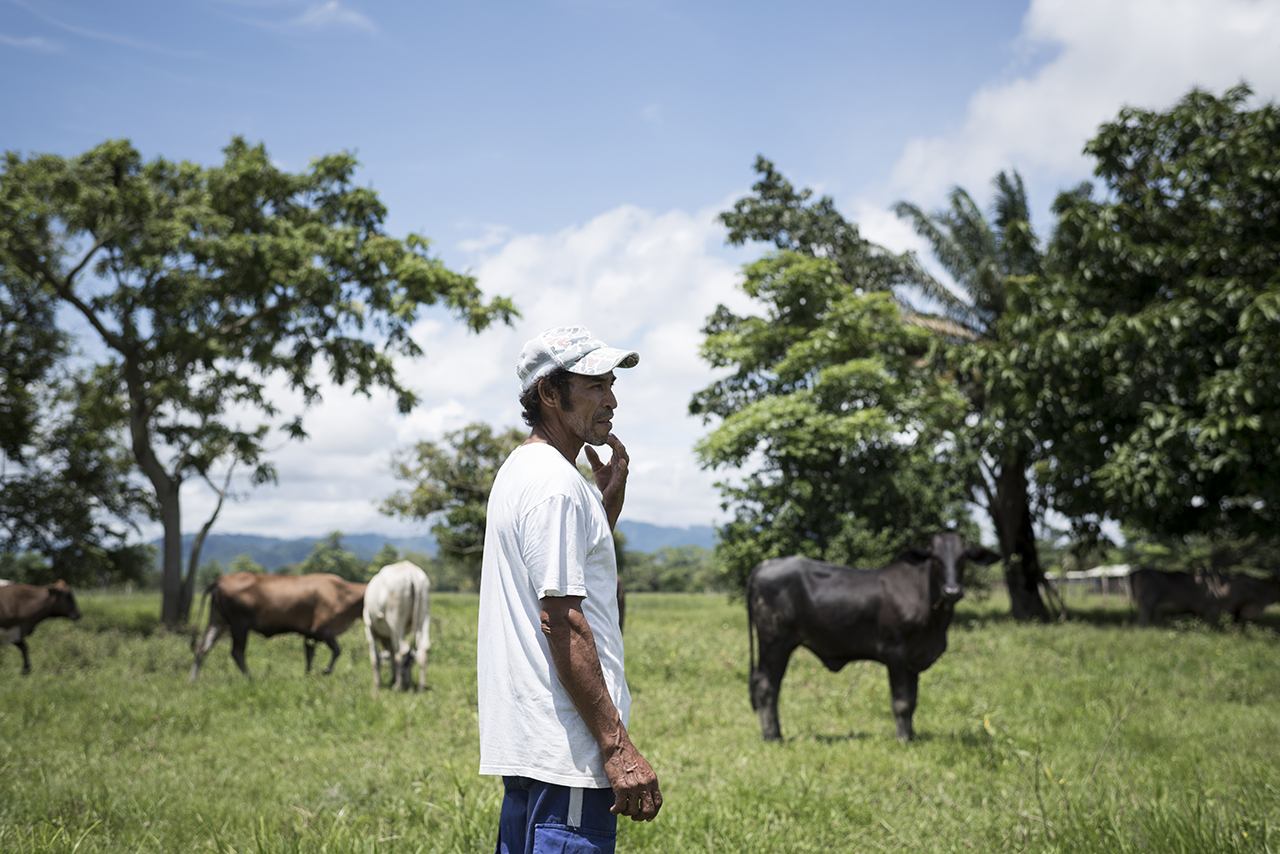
[2,589,1279,852]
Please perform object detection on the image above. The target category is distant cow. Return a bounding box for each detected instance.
[190,572,367,681]
[363,561,431,691]
[1131,568,1280,626]
[0,580,82,674]
[748,533,999,742]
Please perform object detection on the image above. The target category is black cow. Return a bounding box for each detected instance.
[0,580,82,674]
[1131,568,1280,626]
[747,533,999,742]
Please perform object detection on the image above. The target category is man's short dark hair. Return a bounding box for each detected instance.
[520,367,575,427]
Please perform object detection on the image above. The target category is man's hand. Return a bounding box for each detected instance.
[584,434,628,530]
[604,738,663,821]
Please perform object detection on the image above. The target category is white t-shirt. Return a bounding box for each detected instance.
[477,442,629,788]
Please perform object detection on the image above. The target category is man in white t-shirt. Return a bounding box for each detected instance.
[478,326,662,854]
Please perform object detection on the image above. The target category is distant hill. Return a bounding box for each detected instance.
[156,532,438,572]
[158,522,714,572]
[616,521,716,552]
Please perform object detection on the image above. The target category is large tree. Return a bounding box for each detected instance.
[0,138,515,626]
[691,245,977,593]
[895,173,1051,620]
[381,422,526,591]
[1014,85,1280,543]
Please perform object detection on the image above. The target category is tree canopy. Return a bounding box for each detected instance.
[691,248,977,593]
[381,422,527,591]
[0,137,515,625]
[1012,85,1280,544]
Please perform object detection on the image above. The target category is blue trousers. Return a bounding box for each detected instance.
[496,776,618,854]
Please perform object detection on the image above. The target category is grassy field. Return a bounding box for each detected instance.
[2,589,1279,853]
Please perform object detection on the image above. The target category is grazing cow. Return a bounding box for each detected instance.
[363,561,431,691]
[0,580,82,674]
[748,533,999,742]
[190,572,366,682]
[1131,568,1280,626]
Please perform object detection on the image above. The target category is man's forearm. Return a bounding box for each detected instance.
[541,597,627,751]
[541,596,662,820]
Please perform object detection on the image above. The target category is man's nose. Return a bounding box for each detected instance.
[605,388,618,409]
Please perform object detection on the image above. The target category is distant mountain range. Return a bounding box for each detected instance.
[157,520,716,572]
[616,521,716,552]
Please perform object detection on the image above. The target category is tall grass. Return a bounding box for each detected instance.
[2,589,1278,852]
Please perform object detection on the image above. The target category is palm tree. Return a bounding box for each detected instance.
[895,172,1051,622]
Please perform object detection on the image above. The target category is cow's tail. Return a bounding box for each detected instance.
[190,579,216,651]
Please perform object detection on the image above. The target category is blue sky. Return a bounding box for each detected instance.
[4,0,1280,539]
[4,0,1034,245]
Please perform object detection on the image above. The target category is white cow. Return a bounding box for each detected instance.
[363,560,431,691]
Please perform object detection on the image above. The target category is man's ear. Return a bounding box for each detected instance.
[537,377,561,410]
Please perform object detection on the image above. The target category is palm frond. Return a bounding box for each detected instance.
[893,200,978,291]
[903,311,982,342]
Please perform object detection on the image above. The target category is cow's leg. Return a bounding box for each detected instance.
[304,638,317,674]
[414,638,429,692]
[189,623,224,683]
[365,624,383,689]
[887,666,919,743]
[388,624,407,690]
[17,638,31,675]
[752,642,795,742]
[321,637,341,675]
[230,626,251,676]
[398,649,413,691]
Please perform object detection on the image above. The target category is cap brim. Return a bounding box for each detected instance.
[565,347,640,376]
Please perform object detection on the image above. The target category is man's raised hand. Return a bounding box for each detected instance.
[584,434,628,530]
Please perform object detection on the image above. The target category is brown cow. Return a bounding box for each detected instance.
[190,572,366,682]
[1131,568,1280,626]
[0,580,82,674]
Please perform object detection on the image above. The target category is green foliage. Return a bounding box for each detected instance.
[0,137,516,624]
[692,248,976,592]
[3,590,1280,853]
[381,422,526,591]
[1018,85,1280,542]
[286,531,370,583]
[228,554,266,574]
[720,155,918,291]
[623,545,724,592]
[1,274,151,585]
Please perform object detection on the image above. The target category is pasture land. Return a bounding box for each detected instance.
[2,590,1279,853]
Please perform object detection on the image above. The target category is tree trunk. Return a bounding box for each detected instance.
[123,358,189,630]
[157,480,186,628]
[181,471,232,620]
[990,455,1050,622]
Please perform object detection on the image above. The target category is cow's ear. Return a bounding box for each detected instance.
[965,547,1001,566]
[899,547,933,564]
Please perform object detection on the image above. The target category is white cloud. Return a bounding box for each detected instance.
[887,0,1280,210]
[175,204,751,538]
[291,1,376,33]
[0,33,62,52]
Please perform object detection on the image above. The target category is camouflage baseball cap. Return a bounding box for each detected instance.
[517,326,640,391]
